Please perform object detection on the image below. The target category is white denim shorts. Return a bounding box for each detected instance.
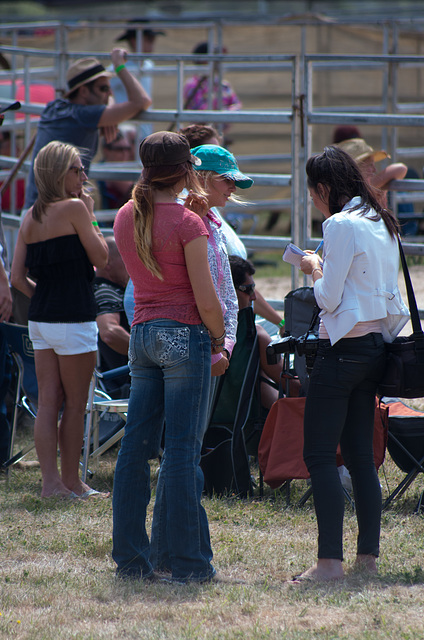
[28,321,98,355]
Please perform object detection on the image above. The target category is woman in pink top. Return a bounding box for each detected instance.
[112,131,225,583]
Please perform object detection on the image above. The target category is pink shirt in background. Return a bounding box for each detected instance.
[114,200,209,327]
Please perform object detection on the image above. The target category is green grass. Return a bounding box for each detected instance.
[1,427,424,639]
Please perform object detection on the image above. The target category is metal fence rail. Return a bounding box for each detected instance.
[1,20,424,295]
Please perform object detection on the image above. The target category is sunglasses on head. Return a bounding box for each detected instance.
[237,283,255,295]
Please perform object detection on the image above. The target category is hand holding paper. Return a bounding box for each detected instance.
[282,243,307,268]
[283,242,323,269]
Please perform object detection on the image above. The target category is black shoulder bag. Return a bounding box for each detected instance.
[378,237,424,399]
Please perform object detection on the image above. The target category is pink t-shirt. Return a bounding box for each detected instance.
[114,200,209,326]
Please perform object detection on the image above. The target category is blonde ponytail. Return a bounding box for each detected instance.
[132,180,163,280]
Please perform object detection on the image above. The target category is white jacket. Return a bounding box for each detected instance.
[314,197,409,345]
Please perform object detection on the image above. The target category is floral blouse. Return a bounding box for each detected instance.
[203,210,238,364]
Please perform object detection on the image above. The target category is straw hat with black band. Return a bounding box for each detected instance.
[64,58,113,98]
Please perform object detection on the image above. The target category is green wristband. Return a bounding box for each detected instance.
[278,319,285,328]
[115,64,126,74]
[92,220,99,227]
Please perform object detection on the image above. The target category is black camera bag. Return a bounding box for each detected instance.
[378,238,424,399]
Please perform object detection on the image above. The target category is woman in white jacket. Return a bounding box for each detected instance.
[295,146,409,583]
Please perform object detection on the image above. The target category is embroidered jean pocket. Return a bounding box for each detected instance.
[151,325,190,366]
[128,327,139,365]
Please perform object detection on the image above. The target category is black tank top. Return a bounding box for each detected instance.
[26,234,96,323]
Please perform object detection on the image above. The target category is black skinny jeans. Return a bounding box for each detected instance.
[303,332,386,560]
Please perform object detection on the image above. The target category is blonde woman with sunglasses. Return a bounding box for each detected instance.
[11,141,108,499]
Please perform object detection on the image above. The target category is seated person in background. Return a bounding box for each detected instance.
[180,124,285,336]
[336,137,407,208]
[229,255,283,409]
[97,128,134,212]
[93,236,130,398]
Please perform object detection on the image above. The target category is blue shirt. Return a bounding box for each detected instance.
[25,99,105,208]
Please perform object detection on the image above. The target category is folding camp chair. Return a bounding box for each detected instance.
[0,322,38,471]
[81,364,129,482]
[381,399,424,512]
[259,395,387,507]
[1,322,128,480]
[200,305,268,498]
[259,287,388,506]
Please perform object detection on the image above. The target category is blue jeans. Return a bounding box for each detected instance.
[112,320,214,581]
[303,333,386,561]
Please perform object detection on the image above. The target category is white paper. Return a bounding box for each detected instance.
[282,243,307,268]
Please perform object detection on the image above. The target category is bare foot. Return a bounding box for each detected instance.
[41,479,76,499]
[353,554,378,573]
[291,559,344,584]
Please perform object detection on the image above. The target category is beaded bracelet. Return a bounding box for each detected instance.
[115,64,126,74]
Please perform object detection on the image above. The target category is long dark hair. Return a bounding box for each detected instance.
[306,146,399,238]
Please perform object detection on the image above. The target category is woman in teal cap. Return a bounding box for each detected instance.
[186,144,253,378]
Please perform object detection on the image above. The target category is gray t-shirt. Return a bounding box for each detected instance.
[25,98,105,208]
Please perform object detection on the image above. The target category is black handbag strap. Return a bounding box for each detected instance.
[397,235,424,339]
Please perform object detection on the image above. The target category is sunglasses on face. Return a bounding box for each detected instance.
[69,165,86,177]
[96,84,111,93]
[237,283,256,295]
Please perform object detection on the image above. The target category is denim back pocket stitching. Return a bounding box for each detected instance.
[155,327,190,366]
[128,326,140,364]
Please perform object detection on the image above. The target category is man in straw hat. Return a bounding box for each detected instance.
[24,48,152,208]
[336,137,407,208]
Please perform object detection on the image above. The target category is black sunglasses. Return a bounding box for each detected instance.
[69,165,86,176]
[237,283,256,295]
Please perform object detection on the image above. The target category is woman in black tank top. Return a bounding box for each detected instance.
[11,141,108,499]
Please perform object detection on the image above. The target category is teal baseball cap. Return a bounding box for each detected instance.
[191,144,253,189]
